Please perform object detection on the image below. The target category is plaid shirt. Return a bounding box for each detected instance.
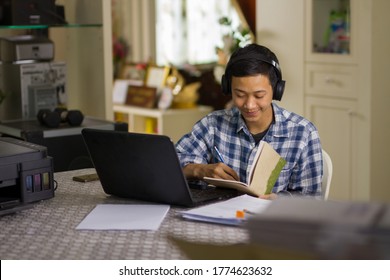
[175,103,323,196]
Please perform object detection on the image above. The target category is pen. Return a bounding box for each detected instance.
[213,146,225,163]
[243,209,256,215]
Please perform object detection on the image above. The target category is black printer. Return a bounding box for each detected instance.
[0,137,54,215]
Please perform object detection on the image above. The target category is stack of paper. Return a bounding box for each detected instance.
[181,195,271,226]
[245,197,390,259]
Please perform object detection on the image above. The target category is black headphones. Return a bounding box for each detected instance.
[221,53,286,101]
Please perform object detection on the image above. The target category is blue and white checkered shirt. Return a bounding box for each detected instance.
[175,103,323,196]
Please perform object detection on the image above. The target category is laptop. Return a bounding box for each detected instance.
[81,128,238,207]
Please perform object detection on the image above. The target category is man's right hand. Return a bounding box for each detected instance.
[183,163,239,181]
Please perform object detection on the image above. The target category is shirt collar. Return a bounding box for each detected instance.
[269,103,289,138]
[232,103,289,138]
[232,107,249,134]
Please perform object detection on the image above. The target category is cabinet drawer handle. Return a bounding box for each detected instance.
[325,77,336,84]
[325,77,343,87]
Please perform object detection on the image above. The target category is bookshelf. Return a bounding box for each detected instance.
[113,105,213,143]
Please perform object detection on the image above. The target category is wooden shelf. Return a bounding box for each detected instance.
[113,104,213,143]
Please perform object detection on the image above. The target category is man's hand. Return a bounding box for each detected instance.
[259,193,278,200]
[183,163,239,181]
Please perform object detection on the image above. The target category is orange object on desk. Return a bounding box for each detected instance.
[235,210,245,219]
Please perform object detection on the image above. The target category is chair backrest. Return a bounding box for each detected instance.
[322,149,333,200]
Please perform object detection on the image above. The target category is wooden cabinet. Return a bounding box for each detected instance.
[304,41,359,200]
[113,105,213,143]
[305,96,358,200]
[303,0,390,202]
[257,0,390,202]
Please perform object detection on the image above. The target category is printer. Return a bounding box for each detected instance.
[0,137,54,215]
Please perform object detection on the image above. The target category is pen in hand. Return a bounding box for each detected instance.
[213,146,225,163]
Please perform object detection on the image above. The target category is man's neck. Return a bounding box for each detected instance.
[246,107,274,135]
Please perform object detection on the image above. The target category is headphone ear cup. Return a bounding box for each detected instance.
[221,74,230,95]
[273,80,286,101]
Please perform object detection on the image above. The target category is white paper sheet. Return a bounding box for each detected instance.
[76,204,170,230]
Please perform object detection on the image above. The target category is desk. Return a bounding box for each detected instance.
[0,169,248,260]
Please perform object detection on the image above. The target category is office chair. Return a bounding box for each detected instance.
[322,149,333,200]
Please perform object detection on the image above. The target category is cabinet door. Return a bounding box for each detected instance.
[305,96,358,200]
[305,0,358,64]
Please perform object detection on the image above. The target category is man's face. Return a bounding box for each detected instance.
[231,74,273,127]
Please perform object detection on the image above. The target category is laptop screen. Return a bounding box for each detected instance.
[82,128,196,206]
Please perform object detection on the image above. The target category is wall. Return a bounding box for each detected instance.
[51,0,113,120]
[112,0,155,63]
[256,0,305,115]
[370,0,390,201]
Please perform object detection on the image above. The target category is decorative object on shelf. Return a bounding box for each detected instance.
[164,67,200,109]
[158,87,174,110]
[125,85,158,109]
[112,79,143,104]
[144,65,170,89]
[166,68,185,96]
[120,63,147,81]
[322,9,350,54]
[37,107,84,128]
[144,117,158,134]
[171,82,201,109]
[112,35,129,79]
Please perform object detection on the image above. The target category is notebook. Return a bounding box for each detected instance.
[81,128,238,207]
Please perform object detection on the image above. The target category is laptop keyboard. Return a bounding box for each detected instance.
[190,186,239,204]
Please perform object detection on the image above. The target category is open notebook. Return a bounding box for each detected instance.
[204,141,286,197]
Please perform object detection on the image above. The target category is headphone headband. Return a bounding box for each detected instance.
[225,53,283,80]
[221,52,286,100]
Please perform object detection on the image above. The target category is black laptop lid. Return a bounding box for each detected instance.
[81,128,194,207]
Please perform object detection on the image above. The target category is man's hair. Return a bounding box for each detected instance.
[226,44,280,90]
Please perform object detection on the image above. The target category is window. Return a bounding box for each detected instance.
[155,0,242,66]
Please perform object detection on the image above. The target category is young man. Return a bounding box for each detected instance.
[175,44,323,199]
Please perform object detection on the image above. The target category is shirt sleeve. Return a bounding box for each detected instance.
[290,129,323,197]
[175,116,213,167]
